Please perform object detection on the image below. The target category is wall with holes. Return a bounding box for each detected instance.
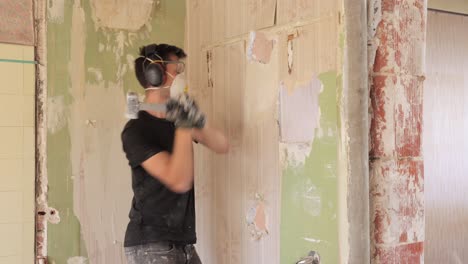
[186,0,345,263]
[45,1,185,263]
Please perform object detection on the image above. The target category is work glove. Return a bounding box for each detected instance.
[166,94,206,129]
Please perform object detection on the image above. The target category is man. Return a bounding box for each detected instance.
[121,43,229,264]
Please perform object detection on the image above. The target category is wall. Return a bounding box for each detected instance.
[429,0,468,14]
[0,2,36,263]
[45,1,185,263]
[187,0,348,263]
[425,10,468,263]
[0,43,36,264]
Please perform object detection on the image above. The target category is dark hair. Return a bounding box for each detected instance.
[134,43,187,88]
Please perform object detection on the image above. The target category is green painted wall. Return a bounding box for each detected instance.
[280,72,341,264]
[46,1,185,263]
[429,0,468,15]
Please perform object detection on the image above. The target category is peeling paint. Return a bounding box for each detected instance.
[247,31,274,64]
[280,142,313,168]
[47,0,186,262]
[47,0,65,23]
[89,0,155,31]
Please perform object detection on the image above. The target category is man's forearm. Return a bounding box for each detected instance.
[168,129,194,191]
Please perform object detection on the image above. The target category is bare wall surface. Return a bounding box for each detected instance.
[0,0,34,45]
[429,0,468,15]
[425,10,468,263]
[46,0,185,263]
[187,0,346,263]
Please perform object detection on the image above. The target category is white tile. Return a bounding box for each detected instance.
[22,46,34,61]
[0,192,22,223]
[0,224,21,256]
[0,159,22,191]
[0,127,23,159]
[22,159,35,222]
[22,221,34,263]
[0,62,23,95]
[22,127,34,159]
[22,96,34,127]
[0,95,23,126]
[22,64,35,96]
[0,255,21,264]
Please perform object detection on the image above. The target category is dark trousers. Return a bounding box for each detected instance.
[125,242,202,264]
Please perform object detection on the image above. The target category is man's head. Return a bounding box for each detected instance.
[135,43,187,91]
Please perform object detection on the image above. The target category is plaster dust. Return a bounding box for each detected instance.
[68,1,131,263]
[89,0,156,31]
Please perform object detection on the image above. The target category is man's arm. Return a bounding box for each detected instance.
[191,123,229,154]
[141,129,194,193]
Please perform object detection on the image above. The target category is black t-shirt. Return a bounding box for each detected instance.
[121,111,196,247]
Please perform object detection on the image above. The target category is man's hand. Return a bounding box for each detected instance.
[166,94,206,129]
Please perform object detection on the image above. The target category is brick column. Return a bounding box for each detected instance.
[369,0,427,263]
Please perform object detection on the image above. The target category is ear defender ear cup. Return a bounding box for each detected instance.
[144,62,166,87]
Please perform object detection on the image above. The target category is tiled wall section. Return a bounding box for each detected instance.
[0,43,35,264]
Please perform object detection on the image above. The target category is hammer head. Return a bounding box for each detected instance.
[126,92,140,119]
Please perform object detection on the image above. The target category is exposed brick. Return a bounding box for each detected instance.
[373,0,426,75]
[370,159,424,245]
[372,242,424,264]
[370,75,396,158]
[395,76,423,157]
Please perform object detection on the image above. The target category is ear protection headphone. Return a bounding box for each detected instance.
[142,45,166,87]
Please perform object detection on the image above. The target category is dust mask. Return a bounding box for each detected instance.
[168,72,188,98]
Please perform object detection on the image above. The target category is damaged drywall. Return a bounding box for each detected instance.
[46,0,186,263]
[246,194,269,240]
[247,31,275,64]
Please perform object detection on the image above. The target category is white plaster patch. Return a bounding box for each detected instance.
[44,207,61,224]
[303,237,329,244]
[47,0,65,23]
[47,96,66,134]
[67,256,88,264]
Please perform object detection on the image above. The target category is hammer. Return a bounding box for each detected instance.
[125,92,167,119]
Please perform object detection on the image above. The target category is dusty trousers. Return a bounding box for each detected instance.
[125,242,202,264]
